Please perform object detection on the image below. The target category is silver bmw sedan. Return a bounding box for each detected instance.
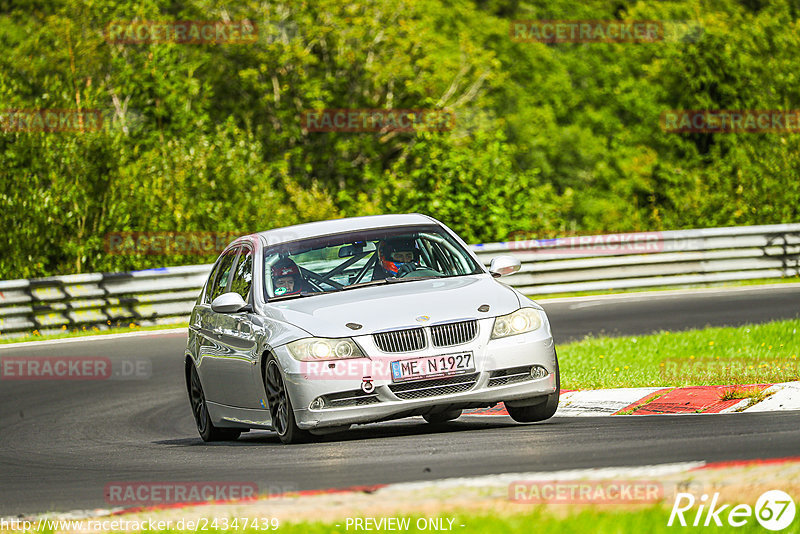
[185,213,559,444]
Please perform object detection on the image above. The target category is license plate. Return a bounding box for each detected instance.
[390,352,474,382]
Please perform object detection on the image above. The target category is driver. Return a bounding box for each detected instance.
[271,257,303,296]
[378,237,420,278]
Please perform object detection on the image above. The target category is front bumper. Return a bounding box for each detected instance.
[276,315,558,429]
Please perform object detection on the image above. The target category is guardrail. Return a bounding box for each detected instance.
[472,223,800,295]
[1,223,798,338]
[0,265,212,338]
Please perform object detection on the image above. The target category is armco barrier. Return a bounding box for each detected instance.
[0,265,211,337]
[0,223,798,338]
[473,223,800,295]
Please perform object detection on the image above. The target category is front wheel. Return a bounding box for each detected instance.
[264,356,314,445]
[188,364,241,442]
[506,355,560,423]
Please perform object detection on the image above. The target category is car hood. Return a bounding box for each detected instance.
[266,275,521,338]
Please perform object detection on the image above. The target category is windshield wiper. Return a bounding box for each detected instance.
[340,279,391,290]
[268,291,317,302]
[386,275,442,283]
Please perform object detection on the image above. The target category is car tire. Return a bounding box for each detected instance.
[188,364,242,442]
[264,356,315,445]
[423,409,463,424]
[506,354,560,424]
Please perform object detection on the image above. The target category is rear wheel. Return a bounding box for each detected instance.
[506,355,560,424]
[265,357,314,444]
[188,365,241,442]
[423,409,463,424]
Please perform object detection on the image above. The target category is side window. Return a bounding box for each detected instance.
[229,247,253,301]
[208,248,239,303]
[201,266,218,305]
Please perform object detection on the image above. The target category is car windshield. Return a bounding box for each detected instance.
[263,224,483,300]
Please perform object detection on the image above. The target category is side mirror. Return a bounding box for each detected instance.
[211,292,250,313]
[489,255,521,278]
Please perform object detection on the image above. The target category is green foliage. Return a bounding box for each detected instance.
[377,129,571,243]
[1,0,799,278]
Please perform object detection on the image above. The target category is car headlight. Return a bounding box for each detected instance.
[491,308,542,339]
[286,337,365,361]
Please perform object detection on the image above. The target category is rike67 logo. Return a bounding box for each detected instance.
[669,490,796,531]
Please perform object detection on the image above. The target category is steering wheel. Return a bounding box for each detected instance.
[397,267,441,279]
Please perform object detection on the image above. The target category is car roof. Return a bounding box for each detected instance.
[251,213,438,246]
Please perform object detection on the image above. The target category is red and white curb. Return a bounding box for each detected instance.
[0,462,707,522]
[743,382,800,412]
[466,382,800,417]
[12,457,800,524]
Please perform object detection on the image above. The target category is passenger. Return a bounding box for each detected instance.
[271,258,303,296]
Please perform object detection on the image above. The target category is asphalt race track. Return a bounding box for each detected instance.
[1,285,799,515]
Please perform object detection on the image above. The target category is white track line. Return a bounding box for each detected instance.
[0,328,187,350]
[537,282,800,305]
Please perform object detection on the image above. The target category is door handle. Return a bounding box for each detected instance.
[235,318,252,336]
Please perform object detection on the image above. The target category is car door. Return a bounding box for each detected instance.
[195,246,241,407]
[217,244,265,408]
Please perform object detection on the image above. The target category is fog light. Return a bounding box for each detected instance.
[530,365,548,379]
[309,397,325,410]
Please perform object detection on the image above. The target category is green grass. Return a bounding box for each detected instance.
[718,386,766,401]
[559,318,800,390]
[3,303,799,394]
[530,276,800,300]
[78,507,799,534]
[0,323,188,344]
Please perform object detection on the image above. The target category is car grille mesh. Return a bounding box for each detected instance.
[372,320,479,353]
[487,366,533,387]
[373,328,426,353]
[431,320,478,347]
[321,390,381,409]
[389,373,479,400]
